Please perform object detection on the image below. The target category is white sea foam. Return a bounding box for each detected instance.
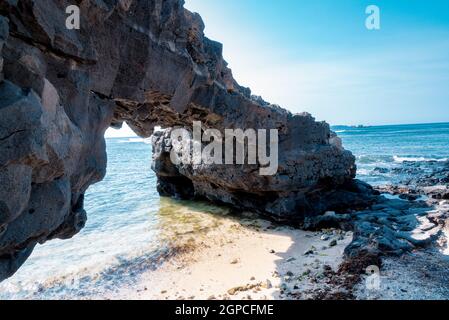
[393,156,448,163]
[381,193,406,201]
[356,168,372,175]
[118,138,151,144]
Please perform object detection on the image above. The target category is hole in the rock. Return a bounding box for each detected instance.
[3,128,275,298]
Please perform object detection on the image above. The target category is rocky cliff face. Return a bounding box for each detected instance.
[0,0,375,281]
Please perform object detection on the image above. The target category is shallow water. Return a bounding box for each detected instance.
[0,123,448,299]
[0,138,230,299]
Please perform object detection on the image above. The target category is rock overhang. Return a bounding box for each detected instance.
[0,0,375,282]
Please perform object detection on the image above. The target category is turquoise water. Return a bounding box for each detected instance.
[0,123,448,298]
[0,138,162,298]
[335,122,449,185]
[0,138,231,299]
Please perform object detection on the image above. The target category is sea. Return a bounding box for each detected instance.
[0,122,448,299]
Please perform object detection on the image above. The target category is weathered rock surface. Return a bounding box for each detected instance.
[347,160,449,260]
[0,0,375,281]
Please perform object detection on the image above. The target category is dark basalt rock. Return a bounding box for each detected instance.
[377,159,449,201]
[343,159,449,260]
[0,0,376,281]
[393,160,449,187]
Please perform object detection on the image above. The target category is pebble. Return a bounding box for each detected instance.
[303,249,314,256]
[286,257,296,262]
[329,239,338,247]
[320,234,330,241]
[230,258,239,264]
[261,279,273,289]
[323,264,332,271]
[302,269,311,276]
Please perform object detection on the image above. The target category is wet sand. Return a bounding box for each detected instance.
[104,213,353,300]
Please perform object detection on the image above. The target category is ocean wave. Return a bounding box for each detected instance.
[393,156,448,163]
[335,130,346,133]
[118,138,151,144]
[0,245,173,299]
[356,155,393,165]
[356,168,372,175]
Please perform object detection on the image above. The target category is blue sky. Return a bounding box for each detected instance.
[106,0,449,137]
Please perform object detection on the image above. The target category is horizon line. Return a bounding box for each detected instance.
[105,121,449,138]
[331,120,449,128]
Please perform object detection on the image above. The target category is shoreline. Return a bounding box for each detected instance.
[2,197,449,300]
[0,159,448,300]
[105,189,449,300]
[100,214,354,300]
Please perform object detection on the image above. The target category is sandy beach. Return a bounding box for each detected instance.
[102,212,353,300]
[91,196,449,301]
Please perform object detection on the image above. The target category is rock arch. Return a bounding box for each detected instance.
[0,0,375,281]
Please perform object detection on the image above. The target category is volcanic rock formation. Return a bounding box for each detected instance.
[0,0,375,281]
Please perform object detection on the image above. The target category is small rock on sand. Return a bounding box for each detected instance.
[303,249,314,255]
[261,279,272,289]
[227,287,240,295]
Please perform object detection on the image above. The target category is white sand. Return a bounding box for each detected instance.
[105,214,352,300]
